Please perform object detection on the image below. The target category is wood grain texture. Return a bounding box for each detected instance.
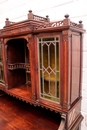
[0,94,61,130]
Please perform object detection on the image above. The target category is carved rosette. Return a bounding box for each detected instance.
[62,30,72,36]
[63,37,68,43]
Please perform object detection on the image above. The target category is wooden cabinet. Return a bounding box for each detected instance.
[0,10,85,130]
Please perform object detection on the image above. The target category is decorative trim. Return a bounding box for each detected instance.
[28,10,50,22]
[7,63,30,71]
[35,20,83,30]
[62,30,72,36]
[35,20,63,30]
[58,113,66,130]
[1,27,31,36]
[27,34,33,50]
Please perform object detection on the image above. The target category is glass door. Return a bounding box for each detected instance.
[38,36,60,103]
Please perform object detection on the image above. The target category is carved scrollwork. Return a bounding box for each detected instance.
[27,34,33,50]
[58,113,66,130]
[62,30,71,36]
[1,27,31,37]
[63,37,68,43]
[62,30,68,35]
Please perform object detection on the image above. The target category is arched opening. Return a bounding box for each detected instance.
[6,38,32,99]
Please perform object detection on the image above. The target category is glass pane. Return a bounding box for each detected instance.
[50,82,55,96]
[44,80,49,94]
[40,70,43,93]
[56,42,59,71]
[43,37,55,41]
[38,36,60,103]
[44,71,49,94]
[56,72,59,82]
[43,44,48,68]
[57,81,59,98]
[39,43,42,68]
[50,44,55,69]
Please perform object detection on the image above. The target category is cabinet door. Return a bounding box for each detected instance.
[37,35,60,103]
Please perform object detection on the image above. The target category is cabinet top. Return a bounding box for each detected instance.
[0,10,85,38]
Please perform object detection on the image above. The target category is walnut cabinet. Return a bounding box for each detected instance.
[0,10,85,130]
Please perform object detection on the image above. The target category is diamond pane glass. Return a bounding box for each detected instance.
[38,36,60,103]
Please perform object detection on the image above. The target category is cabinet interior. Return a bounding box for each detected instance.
[7,38,32,99]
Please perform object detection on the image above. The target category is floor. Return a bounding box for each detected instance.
[0,93,61,130]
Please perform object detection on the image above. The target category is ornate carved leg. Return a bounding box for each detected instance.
[58,113,66,130]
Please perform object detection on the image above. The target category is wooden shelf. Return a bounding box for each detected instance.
[8,84,32,100]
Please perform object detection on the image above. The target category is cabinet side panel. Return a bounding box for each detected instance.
[67,100,82,129]
[71,33,80,103]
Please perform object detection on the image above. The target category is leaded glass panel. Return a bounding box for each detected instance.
[38,36,60,103]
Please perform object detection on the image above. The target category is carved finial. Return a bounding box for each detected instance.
[46,15,50,22]
[5,18,10,26]
[46,15,49,18]
[79,20,82,24]
[6,18,9,21]
[28,10,33,19]
[63,14,70,25]
[29,10,32,13]
[79,20,83,28]
[64,14,69,19]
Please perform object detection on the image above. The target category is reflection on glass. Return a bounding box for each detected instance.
[38,36,60,102]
